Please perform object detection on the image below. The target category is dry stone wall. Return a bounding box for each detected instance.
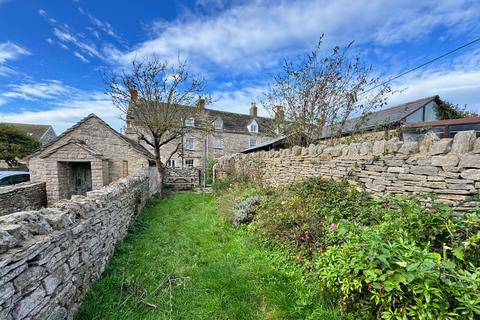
[0,171,150,319]
[0,182,46,216]
[216,131,480,213]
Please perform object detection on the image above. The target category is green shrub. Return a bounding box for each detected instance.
[317,225,480,319]
[238,177,480,319]
[316,196,480,319]
[250,177,371,257]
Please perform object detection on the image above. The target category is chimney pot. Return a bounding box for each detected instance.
[274,105,285,121]
[129,87,138,101]
[250,102,258,117]
[197,96,205,110]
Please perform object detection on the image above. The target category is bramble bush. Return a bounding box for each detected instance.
[221,176,480,319]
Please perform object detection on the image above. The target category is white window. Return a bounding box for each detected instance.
[184,137,194,150]
[212,136,223,149]
[214,118,223,130]
[249,138,256,147]
[248,119,258,133]
[166,159,176,167]
[185,117,195,127]
[185,159,194,168]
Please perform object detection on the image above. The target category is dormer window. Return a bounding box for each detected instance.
[214,118,223,130]
[248,119,258,133]
[185,117,195,127]
[212,136,223,149]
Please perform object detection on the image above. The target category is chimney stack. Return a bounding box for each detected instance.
[197,96,205,110]
[129,87,138,101]
[274,105,284,121]
[249,102,257,117]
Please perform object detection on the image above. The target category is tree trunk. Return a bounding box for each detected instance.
[154,146,164,198]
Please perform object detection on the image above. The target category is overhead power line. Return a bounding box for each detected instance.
[362,36,480,95]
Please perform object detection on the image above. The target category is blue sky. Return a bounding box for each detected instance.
[1,0,480,134]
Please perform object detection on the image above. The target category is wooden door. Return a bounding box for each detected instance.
[72,162,92,195]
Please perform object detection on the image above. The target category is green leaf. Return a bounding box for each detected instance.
[372,282,382,289]
[452,247,464,261]
[406,262,419,272]
[377,255,390,267]
[393,273,406,284]
[384,280,395,292]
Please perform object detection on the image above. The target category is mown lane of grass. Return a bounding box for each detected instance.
[76,192,338,320]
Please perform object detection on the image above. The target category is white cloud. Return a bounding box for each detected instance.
[0,90,121,133]
[2,80,70,101]
[210,85,270,116]
[53,27,101,59]
[73,51,89,63]
[0,42,30,64]
[78,7,121,40]
[116,0,479,70]
[0,42,30,76]
[390,70,480,112]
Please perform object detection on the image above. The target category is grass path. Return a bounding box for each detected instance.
[76,192,338,320]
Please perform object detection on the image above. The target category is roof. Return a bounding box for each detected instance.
[26,114,154,161]
[39,138,105,159]
[407,116,480,128]
[339,95,440,135]
[0,122,55,141]
[128,103,276,135]
[242,136,287,153]
[201,108,275,135]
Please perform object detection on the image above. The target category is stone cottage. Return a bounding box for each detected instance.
[26,114,157,204]
[125,96,280,169]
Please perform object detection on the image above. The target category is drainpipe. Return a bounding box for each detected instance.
[203,134,208,188]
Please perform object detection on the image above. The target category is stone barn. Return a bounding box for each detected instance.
[27,114,157,204]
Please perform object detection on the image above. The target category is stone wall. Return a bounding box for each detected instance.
[0,182,46,216]
[215,131,480,213]
[0,171,151,319]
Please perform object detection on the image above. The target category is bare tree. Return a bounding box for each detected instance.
[106,57,209,196]
[262,35,393,147]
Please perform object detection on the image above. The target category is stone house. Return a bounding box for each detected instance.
[125,99,279,169]
[0,122,57,144]
[26,114,156,204]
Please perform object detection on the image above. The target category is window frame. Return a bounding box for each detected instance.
[248,119,259,133]
[249,138,256,147]
[184,117,195,127]
[185,159,194,168]
[212,136,223,149]
[184,137,194,150]
[214,118,223,130]
[166,159,176,168]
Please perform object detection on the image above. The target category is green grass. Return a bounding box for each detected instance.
[76,192,338,320]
